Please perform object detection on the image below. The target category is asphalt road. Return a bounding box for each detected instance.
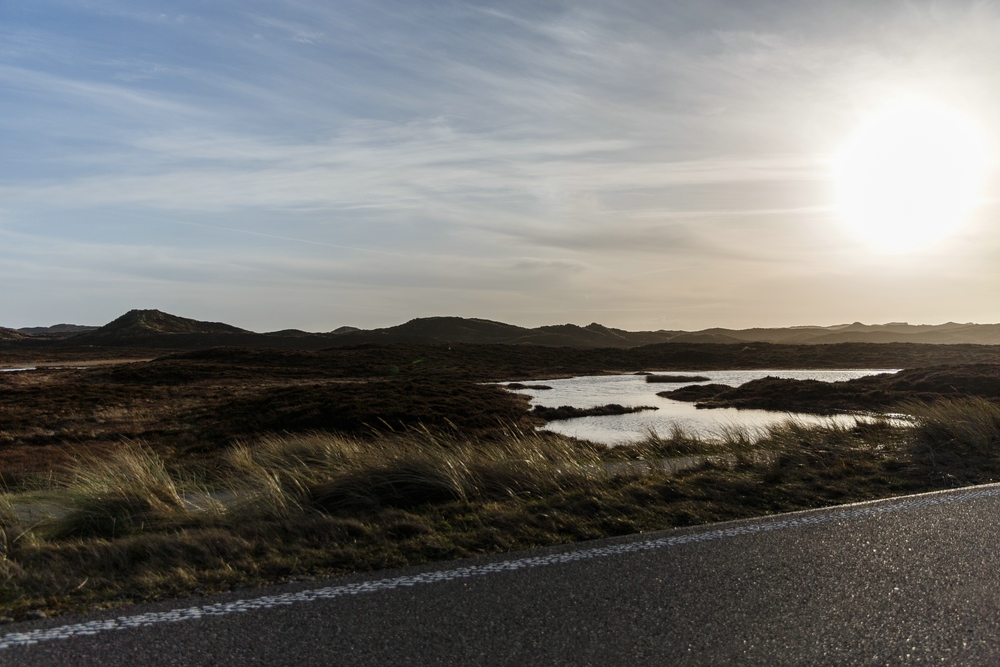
[5,484,1000,666]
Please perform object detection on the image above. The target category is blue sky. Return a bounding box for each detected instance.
[3,1,1000,331]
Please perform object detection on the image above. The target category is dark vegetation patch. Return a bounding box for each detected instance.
[4,339,1000,379]
[658,384,733,402]
[530,404,658,421]
[660,364,1000,414]
[645,374,711,383]
[203,378,536,439]
[92,347,427,385]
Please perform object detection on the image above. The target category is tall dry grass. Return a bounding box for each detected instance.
[902,398,1000,464]
[5,410,950,547]
[0,412,988,620]
[0,494,22,579]
[623,423,712,459]
[225,428,607,516]
[628,416,896,466]
[49,444,189,539]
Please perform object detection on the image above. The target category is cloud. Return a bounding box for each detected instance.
[3,1,1000,329]
[249,16,324,44]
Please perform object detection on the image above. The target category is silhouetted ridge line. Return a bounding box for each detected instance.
[17,324,98,336]
[82,309,249,338]
[5,311,1000,350]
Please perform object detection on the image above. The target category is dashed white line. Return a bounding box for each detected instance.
[3,485,999,650]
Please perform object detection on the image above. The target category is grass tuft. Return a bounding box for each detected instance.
[225,429,604,516]
[0,495,24,580]
[903,398,1000,465]
[50,443,187,540]
[626,424,713,459]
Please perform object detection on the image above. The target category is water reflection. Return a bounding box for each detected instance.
[510,369,899,446]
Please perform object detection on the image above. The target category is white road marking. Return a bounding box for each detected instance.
[3,485,999,650]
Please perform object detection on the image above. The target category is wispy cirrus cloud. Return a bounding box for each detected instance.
[3,0,1000,329]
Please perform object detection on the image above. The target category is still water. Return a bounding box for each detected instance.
[510,369,899,446]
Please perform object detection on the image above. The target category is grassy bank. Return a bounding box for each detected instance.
[1,398,998,620]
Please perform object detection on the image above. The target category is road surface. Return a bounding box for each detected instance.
[4,484,1000,666]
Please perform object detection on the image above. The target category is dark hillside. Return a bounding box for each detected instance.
[325,316,532,345]
[0,328,28,341]
[16,324,98,336]
[81,309,249,338]
[8,310,1000,350]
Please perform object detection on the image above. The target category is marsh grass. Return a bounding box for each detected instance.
[903,398,1000,462]
[622,424,716,459]
[48,444,189,540]
[225,428,605,516]
[1,406,998,620]
[0,494,21,568]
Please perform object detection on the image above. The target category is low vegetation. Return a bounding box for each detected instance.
[1,398,998,620]
[529,403,658,421]
[660,364,1000,413]
[645,374,711,383]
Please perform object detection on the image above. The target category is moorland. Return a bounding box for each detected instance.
[0,309,999,620]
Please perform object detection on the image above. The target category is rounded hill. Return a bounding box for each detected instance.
[81,309,249,339]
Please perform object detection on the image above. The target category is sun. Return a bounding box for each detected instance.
[834,101,988,252]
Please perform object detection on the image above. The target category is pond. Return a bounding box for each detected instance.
[508,369,899,446]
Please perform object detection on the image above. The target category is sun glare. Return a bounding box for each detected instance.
[835,102,987,252]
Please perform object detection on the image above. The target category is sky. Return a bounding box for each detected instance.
[3,1,1000,332]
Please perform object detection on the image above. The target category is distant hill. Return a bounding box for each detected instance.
[326,316,530,345]
[321,318,1000,348]
[691,322,1000,346]
[0,327,28,341]
[4,310,1000,350]
[74,309,250,342]
[321,318,686,348]
[17,324,98,336]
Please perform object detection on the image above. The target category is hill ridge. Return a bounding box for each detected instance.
[6,310,1000,349]
[81,309,250,339]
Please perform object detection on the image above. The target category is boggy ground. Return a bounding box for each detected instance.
[1,344,1000,619]
[2,342,998,486]
[0,350,545,488]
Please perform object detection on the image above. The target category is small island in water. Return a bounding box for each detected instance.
[645,374,712,383]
